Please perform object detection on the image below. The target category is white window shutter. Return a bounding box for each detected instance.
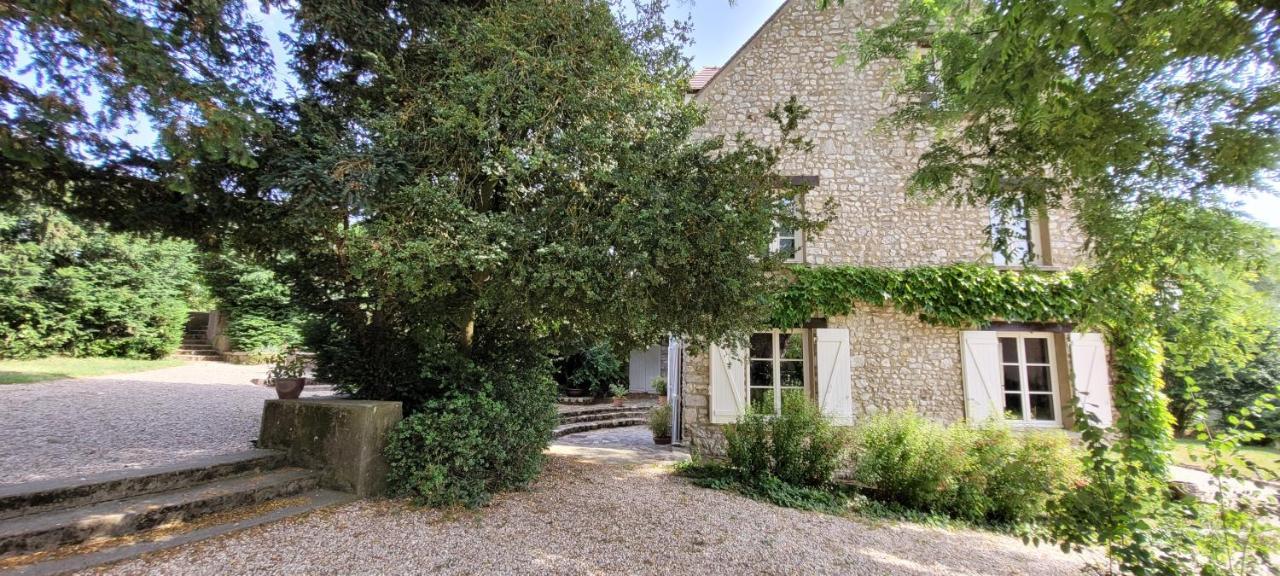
[1069,333,1113,428]
[815,328,854,425]
[961,331,1003,423]
[709,342,747,424]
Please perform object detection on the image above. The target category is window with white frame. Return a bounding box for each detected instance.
[748,330,808,414]
[771,198,802,263]
[999,334,1059,424]
[990,202,1042,266]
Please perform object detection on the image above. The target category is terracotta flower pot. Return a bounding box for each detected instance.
[653,435,672,445]
[273,377,308,400]
[611,397,625,407]
[657,396,668,406]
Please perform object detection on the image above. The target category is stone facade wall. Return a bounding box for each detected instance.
[679,0,1089,450]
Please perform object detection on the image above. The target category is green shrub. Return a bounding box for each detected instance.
[554,342,625,397]
[724,392,846,488]
[848,411,961,512]
[202,254,303,353]
[848,411,1078,525]
[0,206,198,359]
[648,404,672,437]
[385,359,558,507]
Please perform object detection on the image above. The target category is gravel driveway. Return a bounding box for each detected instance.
[86,428,1096,576]
[0,362,330,485]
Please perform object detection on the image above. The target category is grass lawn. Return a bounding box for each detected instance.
[0,357,184,385]
[1171,437,1280,478]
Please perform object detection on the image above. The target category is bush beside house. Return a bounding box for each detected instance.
[0,206,200,359]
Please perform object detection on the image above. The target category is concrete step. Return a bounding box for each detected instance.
[170,356,223,362]
[558,409,650,425]
[0,489,355,576]
[176,343,214,351]
[553,418,647,438]
[174,349,219,356]
[557,404,653,418]
[0,468,318,559]
[0,450,286,522]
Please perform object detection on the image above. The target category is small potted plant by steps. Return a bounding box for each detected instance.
[268,349,309,400]
[649,404,672,445]
[609,383,628,407]
[651,376,668,406]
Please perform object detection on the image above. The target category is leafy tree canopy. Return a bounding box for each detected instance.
[0,0,275,235]
[833,0,1280,468]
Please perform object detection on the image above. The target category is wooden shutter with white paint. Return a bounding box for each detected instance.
[961,331,1003,423]
[1069,332,1114,428]
[709,342,747,424]
[815,328,854,425]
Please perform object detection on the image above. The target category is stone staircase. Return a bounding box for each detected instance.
[171,313,222,362]
[0,450,353,575]
[554,405,652,438]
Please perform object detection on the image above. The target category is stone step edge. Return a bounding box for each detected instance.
[552,418,648,439]
[556,405,655,417]
[0,450,286,522]
[557,410,651,425]
[0,489,356,576]
[0,468,318,558]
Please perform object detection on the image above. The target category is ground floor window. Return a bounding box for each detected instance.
[999,333,1059,424]
[748,330,808,415]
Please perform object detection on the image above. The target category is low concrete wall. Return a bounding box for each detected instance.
[258,399,403,497]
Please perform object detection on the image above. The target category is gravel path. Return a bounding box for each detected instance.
[0,362,331,485]
[86,429,1096,576]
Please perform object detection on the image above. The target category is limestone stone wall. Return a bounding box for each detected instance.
[679,0,1089,449]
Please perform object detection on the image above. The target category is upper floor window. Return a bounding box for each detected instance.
[771,198,803,263]
[990,202,1045,266]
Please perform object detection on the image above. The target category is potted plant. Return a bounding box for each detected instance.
[268,349,309,400]
[609,383,628,407]
[651,376,668,406]
[649,404,672,445]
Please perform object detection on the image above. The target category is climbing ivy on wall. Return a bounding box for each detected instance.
[770,264,1091,329]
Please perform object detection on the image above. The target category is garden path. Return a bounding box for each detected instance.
[0,361,333,485]
[85,426,1097,576]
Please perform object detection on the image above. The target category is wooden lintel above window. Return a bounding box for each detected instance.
[788,175,820,187]
[984,321,1075,333]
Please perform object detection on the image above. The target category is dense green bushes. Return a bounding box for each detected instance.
[684,406,1079,529]
[0,207,199,359]
[202,254,303,353]
[725,392,846,487]
[554,342,625,397]
[848,412,1079,525]
[384,354,559,507]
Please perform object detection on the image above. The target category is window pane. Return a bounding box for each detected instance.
[1027,365,1052,392]
[750,387,775,414]
[779,333,803,359]
[750,333,772,359]
[1004,394,1024,419]
[1003,365,1022,391]
[779,361,805,387]
[1024,338,1049,364]
[777,238,796,258]
[1029,394,1056,421]
[1000,338,1018,364]
[750,361,772,387]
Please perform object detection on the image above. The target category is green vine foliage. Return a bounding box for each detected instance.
[770,264,1090,329]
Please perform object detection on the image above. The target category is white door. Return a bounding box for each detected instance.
[628,345,664,393]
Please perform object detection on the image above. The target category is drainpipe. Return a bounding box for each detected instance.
[666,336,683,444]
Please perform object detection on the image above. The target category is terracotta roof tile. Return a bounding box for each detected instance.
[688,67,721,92]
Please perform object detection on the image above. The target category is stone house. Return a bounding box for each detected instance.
[638,0,1115,449]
